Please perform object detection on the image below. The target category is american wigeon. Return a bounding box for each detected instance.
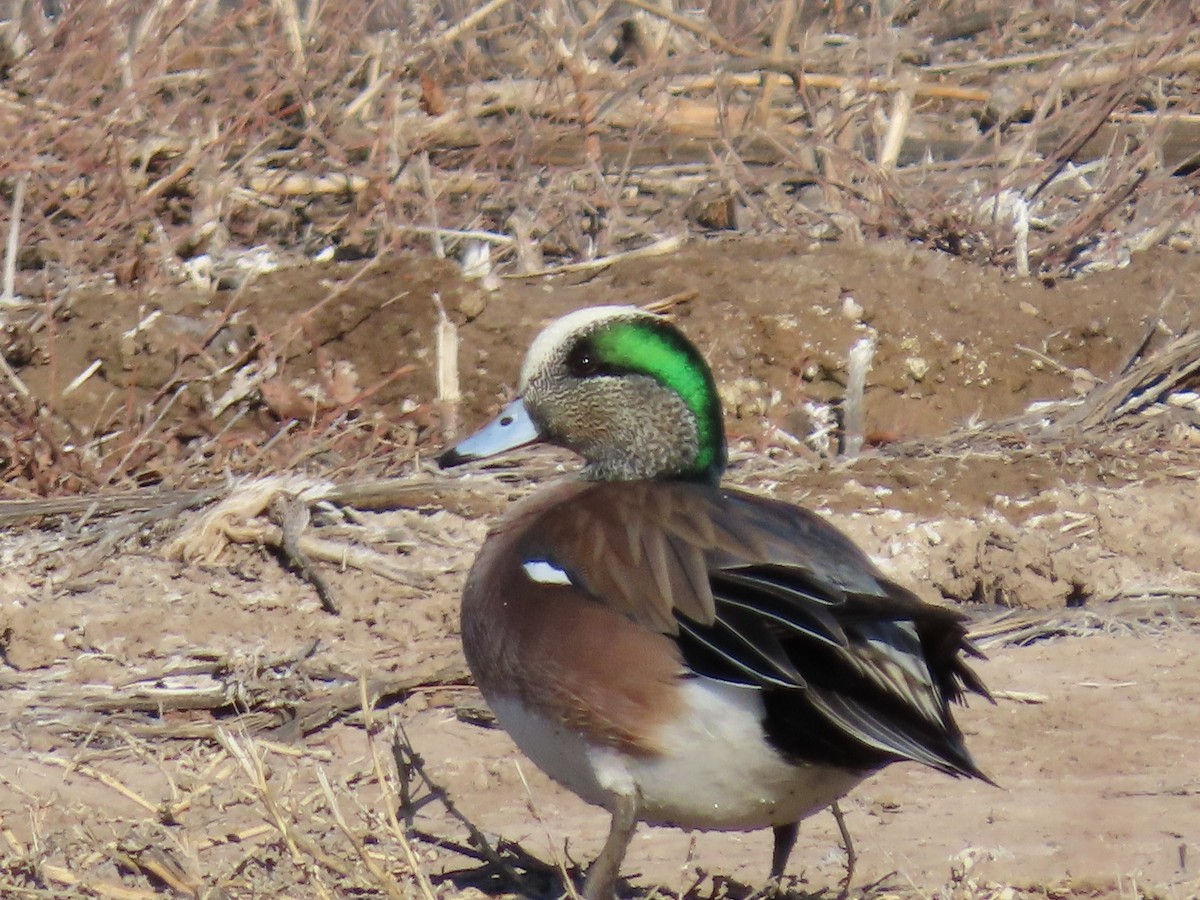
[439,306,991,900]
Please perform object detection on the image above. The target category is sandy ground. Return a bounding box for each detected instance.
[1,239,1199,898]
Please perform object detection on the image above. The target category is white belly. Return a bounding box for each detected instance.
[488,678,866,830]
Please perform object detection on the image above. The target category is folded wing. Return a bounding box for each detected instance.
[522,481,992,780]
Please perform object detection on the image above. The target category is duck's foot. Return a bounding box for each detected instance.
[770,822,799,881]
[583,792,641,900]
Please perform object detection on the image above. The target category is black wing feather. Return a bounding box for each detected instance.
[676,562,991,780]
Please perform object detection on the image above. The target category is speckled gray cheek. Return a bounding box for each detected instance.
[527,375,700,481]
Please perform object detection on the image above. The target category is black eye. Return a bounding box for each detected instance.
[566,341,599,377]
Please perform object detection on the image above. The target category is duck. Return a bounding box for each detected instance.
[438,305,992,900]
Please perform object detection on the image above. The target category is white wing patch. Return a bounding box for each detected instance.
[522,559,573,585]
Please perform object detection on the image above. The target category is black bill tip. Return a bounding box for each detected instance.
[437,447,470,469]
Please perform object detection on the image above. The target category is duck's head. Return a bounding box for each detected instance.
[438,306,726,482]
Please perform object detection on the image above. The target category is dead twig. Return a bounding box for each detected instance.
[272,493,339,614]
[1052,330,1200,431]
[751,0,797,128]
[504,233,686,278]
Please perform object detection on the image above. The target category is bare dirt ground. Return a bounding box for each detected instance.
[1,238,1198,899]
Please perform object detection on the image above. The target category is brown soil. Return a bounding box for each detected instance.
[22,238,1194,459]
[1,238,1199,898]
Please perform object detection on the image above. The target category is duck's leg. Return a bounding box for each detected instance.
[584,791,640,900]
[770,822,799,880]
[829,801,857,895]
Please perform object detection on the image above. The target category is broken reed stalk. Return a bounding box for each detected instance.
[2,172,26,305]
[0,173,34,401]
[416,152,445,259]
[843,336,875,458]
[879,80,915,172]
[536,8,601,164]
[434,292,460,442]
[1055,330,1200,431]
[0,344,33,401]
[272,493,339,614]
[505,233,686,278]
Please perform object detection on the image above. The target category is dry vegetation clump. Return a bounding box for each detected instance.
[0,0,1197,289]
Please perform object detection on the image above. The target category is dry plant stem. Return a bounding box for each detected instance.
[101,385,187,484]
[661,39,1200,111]
[506,233,685,278]
[394,225,514,245]
[1028,47,1200,95]
[1055,330,1200,431]
[541,8,601,164]
[315,769,408,900]
[752,0,797,127]
[41,756,159,816]
[415,152,445,259]
[641,290,700,316]
[1030,86,1130,201]
[843,337,875,458]
[434,292,461,442]
[0,171,33,399]
[663,65,991,104]
[924,36,1148,74]
[1001,63,1071,185]
[223,521,425,586]
[219,729,359,880]
[618,0,750,57]
[412,0,517,61]
[511,759,581,896]
[1128,190,1200,255]
[0,349,33,401]
[61,358,103,397]
[2,172,26,305]
[878,81,914,172]
[107,844,199,897]
[392,724,530,888]
[38,862,161,900]
[323,476,503,515]
[1119,289,1176,375]
[272,0,317,123]
[830,800,857,895]
[358,678,439,900]
[247,171,369,197]
[1044,165,1149,268]
[1033,25,1188,198]
[272,493,339,614]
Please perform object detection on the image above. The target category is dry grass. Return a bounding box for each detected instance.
[0,0,1197,293]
